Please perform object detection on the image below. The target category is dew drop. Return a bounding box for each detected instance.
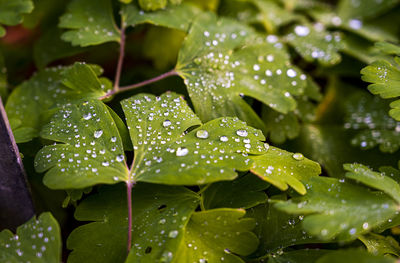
[83,113,92,120]
[176,147,189,157]
[102,161,110,167]
[236,130,248,137]
[220,136,228,142]
[163,120,172,127]
[94,130,103,138]
[168,230,179,238]
[196,130,209,139]
[292,153,304,160]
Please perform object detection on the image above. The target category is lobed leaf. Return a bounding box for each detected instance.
[359,233,400,257]
[68,184,199,263]
[250,146,321,195]
[0,213,61,262]
[5,63,112,143]
[58,0,120,47]
[122,92,267,185]
[176,13,308,129]
[122,2,201,31]
[275,176,400,241]
[0,0,33,37]
[35,99,129,189]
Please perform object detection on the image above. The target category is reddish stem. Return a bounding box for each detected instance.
[114,25,126,92]
[126,181,134,255]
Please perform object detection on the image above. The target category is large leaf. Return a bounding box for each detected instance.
[246,202,321,257]
[59,0,120,47]
[5,63,112,143]
[121,92,266,185]
[202,173,269,210]
[286,23,343,66]
[0,0,33,37]
[361,42,400,120]
[275,175,400,241]
[35,99,129,189]
[250,146,321,195]
[67,184,199,263]
[122,2,201,31]
[176,12,308,129]
[316,249,396,263]
[0,213,61,262]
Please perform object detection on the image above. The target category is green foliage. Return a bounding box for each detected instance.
[0,0,33,37]
[0,213,61,262]
[1,0,400,262]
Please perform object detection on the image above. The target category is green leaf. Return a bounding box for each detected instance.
[121,92,266,185]
[262,108,300,144]
[0,51,7,99]
[138,0,167,11]
[344,91,400,153]
[275,176,400,240]
[250,146,321,195]
[344,163,400,204]
[35,99,128,189]
[155,208,258,263]
[59,0,120,47]
[268,249,331,263]
[0,212,61,262]
[247,202,321,257]
[33,27,86,69]
[123,2,201,31]
[316,249,396,263]
[176,13,308,128]
[376,42,400,56]
[337,0,399,21]
[0,0,34,37]
[202,173,269,210]
[359,233,400,257]
[5,62,112,143]
[67,183,199,263]
[361,49,400,121]
[286,23,343,66]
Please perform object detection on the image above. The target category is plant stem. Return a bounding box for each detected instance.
[99,69,178,100]
[114,24,126,92]
[126,181,134,255]
[119,69,178,92]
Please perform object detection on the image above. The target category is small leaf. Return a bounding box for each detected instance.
[123,2,200,31]
[5,63,111,143]
[0,212,61,262]
[155,208,259,263]
[0,0,34,37]
[361,46,400,120]
[359,233,400,257]
[122,92,266,185]
[344,163,400,204]
[286,23,343,66]
[262,108,300,144]
[250,146,321,195]
[35,100,129,189]
[59,0,120,47]
[202,173,269,210]
[176,13,308,128]
[275,176,400,240]
[67,183,199,263]
[316,249,396,263]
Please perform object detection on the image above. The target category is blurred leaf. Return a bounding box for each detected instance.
[250,146,321,195]
[275,175,400,241]
[337,0,399,21]
[0,0,33,37]
[68,183,199,263]
[286,23,343,66]
[59,0,120,47]
[359,233,400,257]
[263,109,300,144]
[268,249,331,263]
[0,51,7,99]
[202,173,269,210]
[138,0,167,11]
[316,249,396,263]
[0,213,61,262]
[123,2,201,31]
[5,63,112,143]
